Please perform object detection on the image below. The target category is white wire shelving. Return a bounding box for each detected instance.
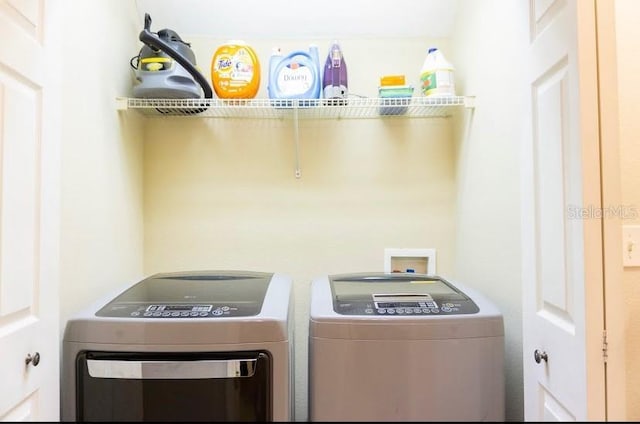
[116,96,474,119]
[117,95,475,178]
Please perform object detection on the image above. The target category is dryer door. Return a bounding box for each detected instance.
[75,351,272,421]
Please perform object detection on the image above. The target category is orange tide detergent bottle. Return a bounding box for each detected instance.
[211,41,260,99]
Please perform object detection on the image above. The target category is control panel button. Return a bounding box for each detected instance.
[377,308,386,314]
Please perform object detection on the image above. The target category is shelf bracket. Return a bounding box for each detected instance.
[463,96,476,108]
[293,103,301,178]
[115,97,129,111]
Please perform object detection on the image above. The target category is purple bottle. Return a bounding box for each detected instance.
[322,41,348,105]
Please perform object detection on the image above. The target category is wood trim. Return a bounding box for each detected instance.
[594,0,626,420]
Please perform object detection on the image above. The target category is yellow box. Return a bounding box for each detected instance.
[380,75,406,86]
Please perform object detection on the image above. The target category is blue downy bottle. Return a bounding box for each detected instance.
[268,45,321,107]
[322,41,348,105]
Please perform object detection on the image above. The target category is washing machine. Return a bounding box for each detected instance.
[61,270,294,422]
[308,272,504,422]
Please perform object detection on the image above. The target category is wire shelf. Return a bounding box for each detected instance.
[117,96,474,119]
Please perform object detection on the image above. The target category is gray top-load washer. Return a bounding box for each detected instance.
[308,272,504,421]
[61,270,293,422]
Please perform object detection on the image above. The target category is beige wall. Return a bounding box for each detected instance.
[143,37,457,421]
[616,0,640,419]
[60,0,145,323]
[450,0,527,420]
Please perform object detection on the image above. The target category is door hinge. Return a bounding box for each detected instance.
[602,330,608,363]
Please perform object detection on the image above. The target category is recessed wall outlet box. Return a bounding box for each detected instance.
[384,248,436,274]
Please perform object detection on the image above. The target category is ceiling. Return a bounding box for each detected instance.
[134,0,459,39]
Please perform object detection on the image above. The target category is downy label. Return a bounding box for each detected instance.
[277,62,313,95]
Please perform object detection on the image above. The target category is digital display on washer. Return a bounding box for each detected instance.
[330,273,480,315]
[376,302,424,308]
[146,305,213,312]
[95,271,273,318]
[373,294,435,309]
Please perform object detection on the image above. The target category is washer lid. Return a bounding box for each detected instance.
[95,270,273,318]
[63,271,293,345]
[309,273,504,340]
[330,273,479,315]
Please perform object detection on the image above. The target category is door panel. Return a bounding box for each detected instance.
[4,0,42,39]
[534,58,570,315]
[523,0,605,420]
[1,393,39,421]
[0,74,40,315]
[541,389,574,421]
[0,0,60,420]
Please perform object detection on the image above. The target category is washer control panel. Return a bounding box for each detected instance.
[373,293,442,315]
[96,303,259,318]
[334,296,478,315]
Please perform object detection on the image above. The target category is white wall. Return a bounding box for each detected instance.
[450,0,527,420]
[60,0,145,323]
[616,0,640,419]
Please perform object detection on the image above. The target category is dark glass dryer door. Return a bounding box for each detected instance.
[76,351,272,422]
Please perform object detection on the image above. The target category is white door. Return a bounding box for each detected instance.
[0,0,61,420]
[522,0,606,420]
